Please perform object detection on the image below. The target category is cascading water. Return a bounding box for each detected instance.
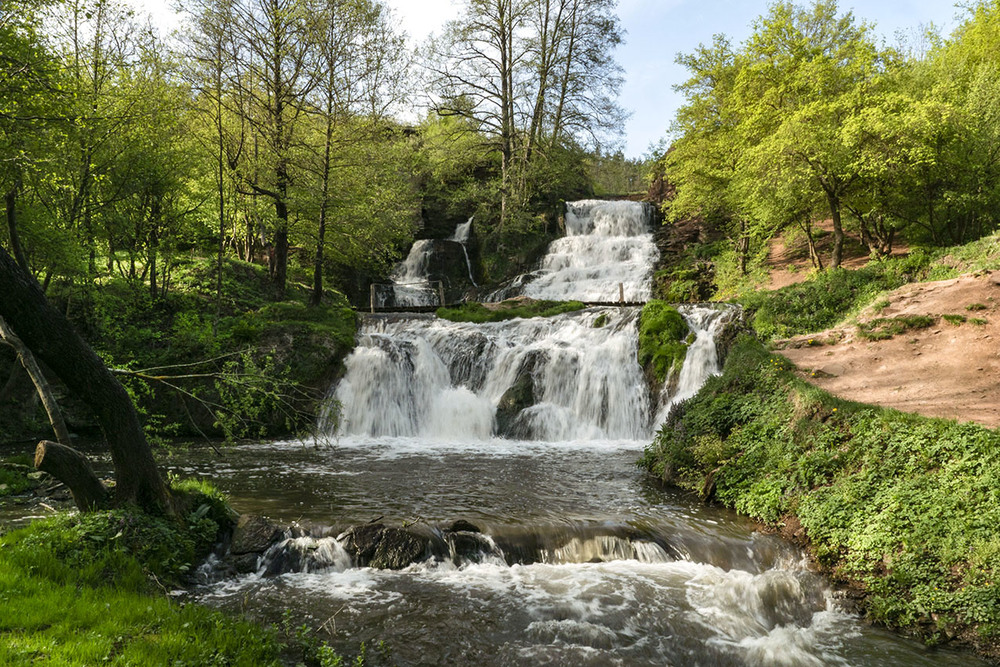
[379,219,479,308]
[488,199,659,303]
[328,307,652,441]
[654,303,737,425]
[449,216,477,286]
[187,198,983,666]
[382,239,440,308]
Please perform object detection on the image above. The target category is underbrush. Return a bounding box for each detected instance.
[857,315,936,341]
[437,299,585,323]
[4,256,359,444]
[738,253,934,339]
[641,335,1000,648]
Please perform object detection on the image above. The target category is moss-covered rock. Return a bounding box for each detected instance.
[638,300,689,383]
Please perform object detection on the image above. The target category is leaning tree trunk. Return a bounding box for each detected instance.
[0,315,72,447]
[0,245,169,512]
[35,440,109,511]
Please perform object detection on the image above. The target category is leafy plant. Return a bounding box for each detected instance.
[857,315,936,341]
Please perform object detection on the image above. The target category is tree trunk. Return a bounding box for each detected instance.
[5,178,31,274]
[0,245,170,512]
[0,316,72,447]
[826,190,844,269]
[35,440,109,511]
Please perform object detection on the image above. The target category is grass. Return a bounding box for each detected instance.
[738,255,934,340]
[943,314,969,326]
[0,481,286,665]
[857,315,936,341]
[436,299,585,323]
[637,300,690,382]
[0,480,374,666]
[641,335,1000,649]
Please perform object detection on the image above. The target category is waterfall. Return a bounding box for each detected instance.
[654,304,735,425]
[449,217,477,286]
[333,199,734,442]
[328,307,652,441]
[384,240,440,308]
[488,200,659,303]
[380,219,478,307]
[327,304,736,441]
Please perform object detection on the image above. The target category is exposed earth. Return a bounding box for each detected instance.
[772,257,1000,429]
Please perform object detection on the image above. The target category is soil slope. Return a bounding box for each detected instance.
[776,271,1000,428]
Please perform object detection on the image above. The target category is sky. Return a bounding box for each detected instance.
[136,0,968,158]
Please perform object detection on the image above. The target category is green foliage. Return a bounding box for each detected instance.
[637,301,690,382]
[0,500,284,665]
[437,299,585,323]
[739,254,934,339]
[857,315,936,341]
[943,314,968,325]
[0,465,33,497]
[642,334,1000,643]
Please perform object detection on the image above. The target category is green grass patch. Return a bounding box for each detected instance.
[0,481,376,666]
[967,303,988,311]
[638,300,690,382]
[971,318,989,326]
[857,315,936,341]
[739,254,935,340]
[943,314,968,326]
[641,335,1000,644]
[436,299,585,323]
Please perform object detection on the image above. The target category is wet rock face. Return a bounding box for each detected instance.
[339,522,430,570]
[231,514,283,555]
[493,352,540,438]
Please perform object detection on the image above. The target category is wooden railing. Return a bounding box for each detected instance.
[361,282,642,313]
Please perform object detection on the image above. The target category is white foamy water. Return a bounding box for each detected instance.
[328,308,653,440]
[654,304,737,425]
[490,199,659,303]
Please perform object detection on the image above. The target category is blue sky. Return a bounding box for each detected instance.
[137,0,968,158]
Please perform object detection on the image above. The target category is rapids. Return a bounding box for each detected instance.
[187,200,983,665]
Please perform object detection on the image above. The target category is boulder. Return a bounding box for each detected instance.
[231,514,283,555]
[339,522,430,570]
[494,353,541,437]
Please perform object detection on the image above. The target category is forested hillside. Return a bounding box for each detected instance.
[658,0,1000,299]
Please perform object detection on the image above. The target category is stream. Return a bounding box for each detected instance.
[176,437,980,666]
[179,200,983,665]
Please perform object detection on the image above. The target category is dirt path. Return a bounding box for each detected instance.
[776,272,1000,428]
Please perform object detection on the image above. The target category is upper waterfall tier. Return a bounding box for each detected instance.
[490,200,659,303]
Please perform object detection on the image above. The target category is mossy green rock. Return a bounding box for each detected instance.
[638,300,689,382]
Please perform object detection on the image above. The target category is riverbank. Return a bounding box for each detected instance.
[641,334,1000,661]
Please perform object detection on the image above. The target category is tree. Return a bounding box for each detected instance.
[429,0,624,222]
[0,244,170,512]
[303,0,407,306]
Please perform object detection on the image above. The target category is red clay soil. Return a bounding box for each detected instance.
[776,271,1000,429]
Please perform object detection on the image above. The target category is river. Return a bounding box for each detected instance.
[150,200,987,665]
